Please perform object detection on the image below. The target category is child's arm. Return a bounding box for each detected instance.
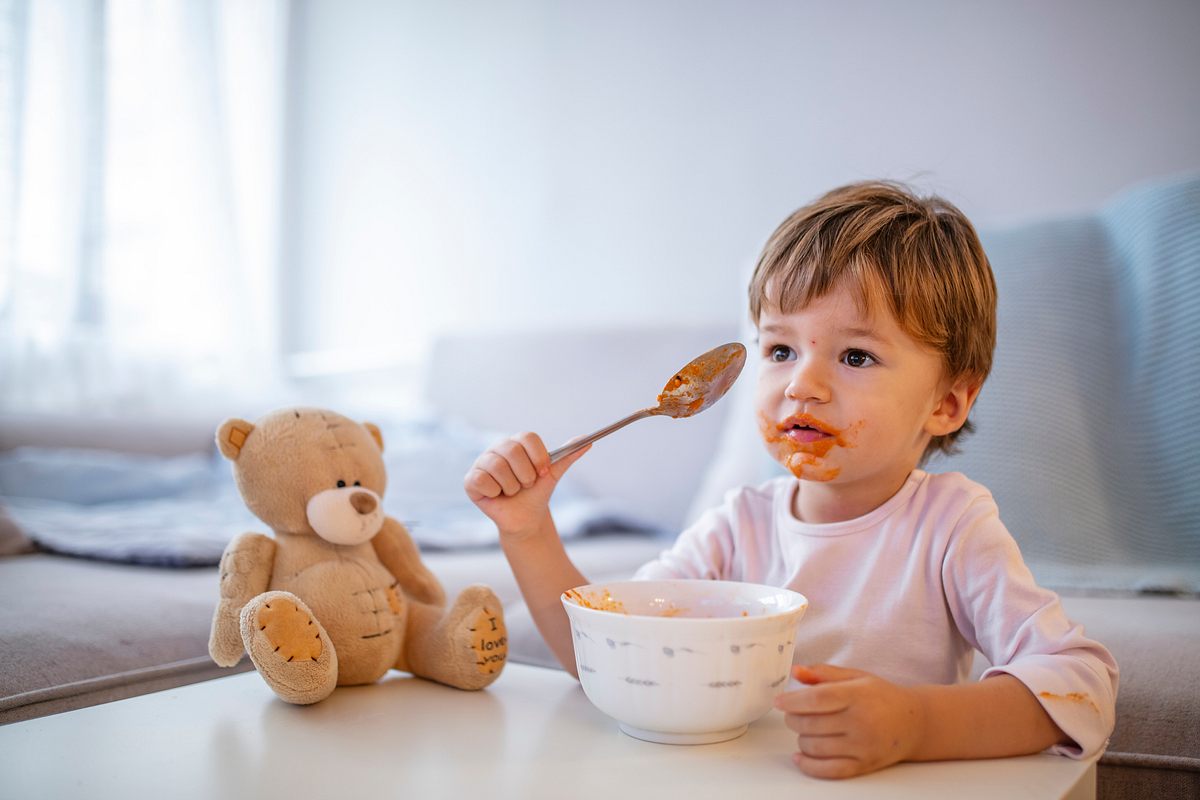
[775,664,1068,779]
[464,432,591,677]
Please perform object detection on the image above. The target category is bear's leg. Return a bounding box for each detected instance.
[239,590,338,704]
[400,584,507,690]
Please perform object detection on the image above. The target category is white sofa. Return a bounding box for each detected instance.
[2,173,1198,800]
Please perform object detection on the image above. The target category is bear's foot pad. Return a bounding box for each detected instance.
[257,599,322,662]
[468,605,508,676]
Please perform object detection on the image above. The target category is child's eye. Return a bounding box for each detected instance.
[842,349,876,368]
[767,344,794,362]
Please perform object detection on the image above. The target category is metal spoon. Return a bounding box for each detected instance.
[548,342,747,463]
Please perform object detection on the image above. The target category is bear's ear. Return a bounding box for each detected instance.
[364,422,384,453]
[216,418,255,461]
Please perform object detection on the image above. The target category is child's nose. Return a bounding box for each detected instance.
[784,358,831,403]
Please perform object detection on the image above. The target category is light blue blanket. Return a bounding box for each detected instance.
[0,415,660,566]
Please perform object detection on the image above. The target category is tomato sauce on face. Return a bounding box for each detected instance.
[758,412,860,481]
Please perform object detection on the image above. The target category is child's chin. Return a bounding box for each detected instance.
[782,454,841,482]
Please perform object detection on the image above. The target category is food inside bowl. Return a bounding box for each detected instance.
[563,586,771,618]
[563,588,628,614]
[565,587,692,617]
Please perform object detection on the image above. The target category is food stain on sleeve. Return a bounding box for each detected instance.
[1037,691,1101,714]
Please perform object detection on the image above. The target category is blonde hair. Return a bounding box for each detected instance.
[748,181,997,458]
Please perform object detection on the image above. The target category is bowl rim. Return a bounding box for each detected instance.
[561,578,808,625]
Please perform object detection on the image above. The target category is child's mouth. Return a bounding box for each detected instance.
[779,414,836,443]
[759,412,856,482]
[786,424,830,444]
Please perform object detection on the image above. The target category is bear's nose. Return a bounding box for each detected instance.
[350,491,377,515]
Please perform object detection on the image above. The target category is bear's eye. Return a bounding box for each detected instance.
[336,480,346,488]
[354,480,361,486]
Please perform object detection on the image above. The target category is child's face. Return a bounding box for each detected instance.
[755,281,971,515]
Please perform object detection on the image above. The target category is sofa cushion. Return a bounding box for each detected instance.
[1055,594,1199,762]
[0,506,34,557]
[424,324,738,533]
[935,173,1200,593]
[1055,594,1198,800]
[0,554,245,724]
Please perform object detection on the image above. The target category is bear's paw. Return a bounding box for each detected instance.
[257,599,323,662]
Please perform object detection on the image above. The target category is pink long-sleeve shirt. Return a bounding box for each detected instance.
[633,469,1118,758]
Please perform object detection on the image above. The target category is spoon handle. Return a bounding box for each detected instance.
[548,408,656,464]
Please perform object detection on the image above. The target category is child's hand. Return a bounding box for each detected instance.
[463,432,589,538]
[775,663,926,779]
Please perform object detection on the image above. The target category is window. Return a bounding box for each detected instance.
[1,0,288,416]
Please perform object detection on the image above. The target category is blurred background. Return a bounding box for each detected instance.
[2,0,1199,421]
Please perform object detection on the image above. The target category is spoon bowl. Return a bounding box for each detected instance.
[548,342,747,463]
[653,342,747,419]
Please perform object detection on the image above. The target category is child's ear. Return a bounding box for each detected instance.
[926,377,981,437]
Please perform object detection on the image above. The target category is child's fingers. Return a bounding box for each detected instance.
[792,752,862,780]
[774,684,848,716]
[463,466,503,501]
[470,450,524,497]
[493,436,541,488]
[791,735,855,760]
[783,709,845,738]
[512,431,551,477]
[463,432,580,504]
[793,663,864,684]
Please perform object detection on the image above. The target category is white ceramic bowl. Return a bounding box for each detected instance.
[561,579,809,745]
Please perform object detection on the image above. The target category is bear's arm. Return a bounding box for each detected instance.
[372,517,447,607]
[209,532,276,667]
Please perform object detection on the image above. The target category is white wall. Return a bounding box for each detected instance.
[283,0,1200,371]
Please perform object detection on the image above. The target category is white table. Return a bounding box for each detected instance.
[0,663,1095,799]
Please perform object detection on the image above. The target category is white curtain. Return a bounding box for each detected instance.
[0,0,288,415]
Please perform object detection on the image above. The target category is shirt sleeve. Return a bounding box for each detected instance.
[941,496,1119,759]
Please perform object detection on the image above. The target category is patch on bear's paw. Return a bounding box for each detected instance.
[257,599,322,662]
[469,606,507,675]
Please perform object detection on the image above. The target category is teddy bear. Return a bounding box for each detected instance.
[208,407,508,703]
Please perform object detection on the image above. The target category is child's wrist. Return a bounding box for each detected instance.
[904,685,933,761]
[497,513,556,547]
